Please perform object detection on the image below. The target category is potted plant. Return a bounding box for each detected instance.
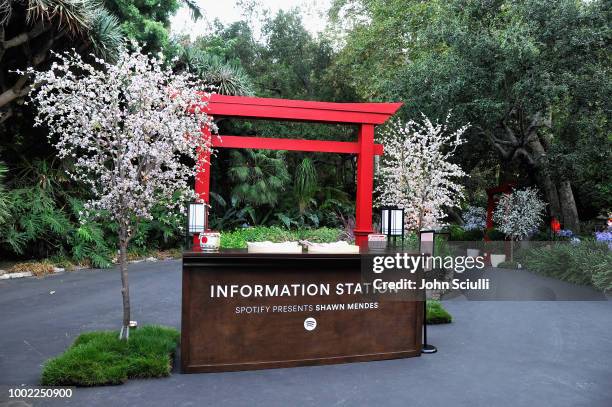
[493,187,546,265]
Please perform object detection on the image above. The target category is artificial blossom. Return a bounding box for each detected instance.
[375,114,469,231]
[493,187,546,241]
[26,45,214,339]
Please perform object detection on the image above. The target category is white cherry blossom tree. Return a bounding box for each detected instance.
[26,46,213,339]
[376,114,469,231]
[493,187,546,260]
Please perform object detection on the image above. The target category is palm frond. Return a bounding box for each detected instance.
[183,50,254,96]
[26,0,98,35]
[181,0,202,21]
[0,0,12,26]
[88,8,123,61]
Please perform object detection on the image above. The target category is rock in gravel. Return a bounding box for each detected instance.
[1,272,34,279]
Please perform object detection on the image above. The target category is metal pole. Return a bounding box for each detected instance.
[420,230,437,354]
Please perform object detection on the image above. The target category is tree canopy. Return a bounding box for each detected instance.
[331,0,611,228]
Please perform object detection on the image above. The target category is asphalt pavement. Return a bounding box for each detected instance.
[1,260,611,407]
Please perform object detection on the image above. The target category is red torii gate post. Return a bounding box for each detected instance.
[196,94,402,246]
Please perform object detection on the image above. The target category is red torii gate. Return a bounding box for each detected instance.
[197,94,402,246]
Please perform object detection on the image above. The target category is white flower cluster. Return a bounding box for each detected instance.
[25,46,214,234]
[493,187,546,240]
[375,114,469,231]
[463,205,487,231]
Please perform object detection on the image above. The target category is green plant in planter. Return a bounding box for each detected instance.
[219,226,342,249]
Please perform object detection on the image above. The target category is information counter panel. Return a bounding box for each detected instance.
[181,249,422,373]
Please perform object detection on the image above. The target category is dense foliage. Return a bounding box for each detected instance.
[517,241,612,292]
[331,0,611,229]
[0,0,609,267]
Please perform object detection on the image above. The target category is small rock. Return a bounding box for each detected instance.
[0,274,10,280]
[10,272,33,279]
[49,290,56,295]
[145,257,158,262]
[53,267,65,273]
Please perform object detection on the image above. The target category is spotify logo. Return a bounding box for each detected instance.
[304,317,317,331]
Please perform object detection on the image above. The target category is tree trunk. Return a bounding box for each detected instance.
[118,237,131,340]
[558,180,580,233]
[535,171,562,221]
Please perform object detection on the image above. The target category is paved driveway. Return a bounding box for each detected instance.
[1,260,611,407]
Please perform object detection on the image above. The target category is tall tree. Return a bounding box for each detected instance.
[103,0,201,52]
[28,46,212,339]
[332,0,611,230]
[376,115,469,231]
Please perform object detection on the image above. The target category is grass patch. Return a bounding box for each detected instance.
[426,300,452,324]
[41,325,180,386]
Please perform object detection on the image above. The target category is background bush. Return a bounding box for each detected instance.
[516,240,612,291]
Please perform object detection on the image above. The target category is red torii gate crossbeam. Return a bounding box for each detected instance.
[197,94,402,246]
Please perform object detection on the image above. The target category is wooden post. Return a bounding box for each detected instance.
[354,124,375,246]
[194,126,212,247]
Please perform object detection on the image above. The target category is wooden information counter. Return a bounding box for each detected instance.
[181,249,423,373]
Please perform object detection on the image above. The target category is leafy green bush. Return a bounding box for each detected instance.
[517,240,612,290]
[426,300,452,324]
[41,325,179,386]
[220,226,341,248]
[0,159,186,267]
[485,228,506,241]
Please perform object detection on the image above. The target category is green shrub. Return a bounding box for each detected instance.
[449,225,484,241]
[41,325,179,386]
[485,228,506,241]
[426,300,452,324]
[220,226,341,248]
[517,240,612,290]
[497,260,520,269]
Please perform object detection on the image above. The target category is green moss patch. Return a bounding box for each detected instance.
[41,325,179,386]
[426,300,453,324]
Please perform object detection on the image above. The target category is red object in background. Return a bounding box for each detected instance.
[195,94,403,247]
[551,217,561,234]
[485,182,516,239]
